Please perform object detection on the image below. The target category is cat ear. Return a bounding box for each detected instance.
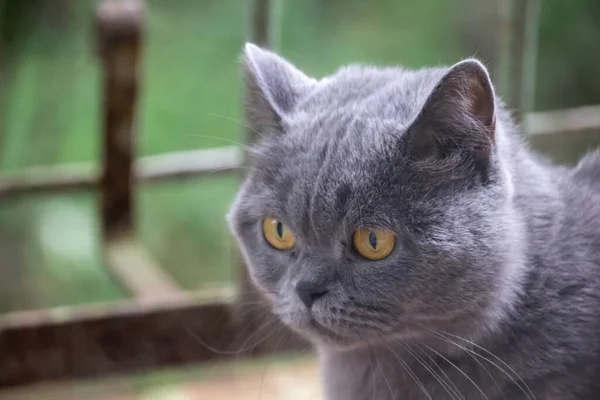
[242,43,315,134]
[405,58,496,160]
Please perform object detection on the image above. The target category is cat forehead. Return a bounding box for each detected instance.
[247,65,459,201]
[262,66,448,161]
[295,65,447,120]
[262,116,393,180]
[250,71,445,184]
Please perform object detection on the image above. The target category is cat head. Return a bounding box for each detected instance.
[228,44,523,349]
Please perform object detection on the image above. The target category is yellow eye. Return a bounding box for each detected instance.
[263,217,296,250]
[353,228,395,260]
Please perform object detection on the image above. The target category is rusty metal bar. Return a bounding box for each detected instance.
[97,0,143,240]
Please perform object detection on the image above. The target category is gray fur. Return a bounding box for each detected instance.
[227,43,600,399]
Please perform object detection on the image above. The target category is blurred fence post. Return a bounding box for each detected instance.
[0,2,6,164]
[96,0,180,298]
[250,0,277,49]
[96,0,143,240]
[234,0,308,354]
[519,0,541,118]
[495,0,513,101]
[496,0,542,122]
[234,0,275,355]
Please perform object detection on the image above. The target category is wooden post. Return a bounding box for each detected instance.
[97,0,143,240]
[234,0,308,355]
[250,0,273,49]
[495,0,542,122]
[519,0,542,118]
[0,1,6,165]
[96,0,180,298]
[235,0,274,355]
[494,0,514,101]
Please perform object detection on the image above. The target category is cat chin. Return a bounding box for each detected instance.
[313,338,365,352]
[293,324,400,352]
[303,323,444,354]
[311,332,412,352]
[281,315,360,349]
[303,330,362,351]
[280,313,420,351]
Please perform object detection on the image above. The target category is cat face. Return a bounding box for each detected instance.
[228,44,523,348]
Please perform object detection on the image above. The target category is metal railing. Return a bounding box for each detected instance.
[0,0,598,389]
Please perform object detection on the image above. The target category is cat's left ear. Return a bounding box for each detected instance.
[242,43,316,135]
[405,59,496,160]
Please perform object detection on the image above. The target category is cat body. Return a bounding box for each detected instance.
[228,43,600,399]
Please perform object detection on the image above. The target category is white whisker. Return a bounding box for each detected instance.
[206,112,265,139]
[427,327,536,400]
[367,349,378,399]
[400,342,461,400]
[419,341,490,400]
[382,341,433,400]
[416,345,466,400]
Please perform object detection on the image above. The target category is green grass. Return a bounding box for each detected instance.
[0,0,469,312]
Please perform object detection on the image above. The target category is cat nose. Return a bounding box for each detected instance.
[295,281,329,309]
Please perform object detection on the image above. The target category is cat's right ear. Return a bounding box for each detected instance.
[403,59,496,162]
[242,43,315,134]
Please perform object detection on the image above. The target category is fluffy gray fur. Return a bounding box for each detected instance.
[227,43,600,399]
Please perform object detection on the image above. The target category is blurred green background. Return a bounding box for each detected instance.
[0,0,599,312]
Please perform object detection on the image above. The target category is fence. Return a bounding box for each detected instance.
[0,0,599,389]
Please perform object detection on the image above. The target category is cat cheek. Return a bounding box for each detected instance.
[246,262,279,291]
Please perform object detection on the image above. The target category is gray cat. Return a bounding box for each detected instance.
[227,43,600,399]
